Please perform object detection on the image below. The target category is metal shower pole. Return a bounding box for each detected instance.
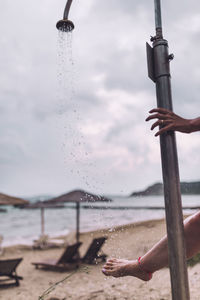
[146,1,190,299]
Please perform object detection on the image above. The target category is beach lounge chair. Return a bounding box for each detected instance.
[0,258,23,287]
[32,242,82,272]
[82,237,107,264]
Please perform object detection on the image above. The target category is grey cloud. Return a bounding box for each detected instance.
[90,0,152,18]
[0,142,28,166]
[95,46,150,94]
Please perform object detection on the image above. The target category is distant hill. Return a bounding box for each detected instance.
[130,181,200,196]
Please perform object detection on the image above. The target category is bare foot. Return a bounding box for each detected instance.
[102,258,152,281]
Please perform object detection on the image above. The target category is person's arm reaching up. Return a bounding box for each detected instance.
[145,107,200,136]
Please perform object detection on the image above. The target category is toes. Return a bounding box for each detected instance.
[103,265,113,270]
[105,262,113,267]
[107,258,117,263]
[103,260,115,269]
[102,268,112,276]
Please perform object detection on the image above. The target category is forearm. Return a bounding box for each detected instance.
[189,117,200,133]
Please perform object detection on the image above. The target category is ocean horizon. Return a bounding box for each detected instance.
[1,194,200,247]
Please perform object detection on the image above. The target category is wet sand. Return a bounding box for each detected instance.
[1,218,200,300]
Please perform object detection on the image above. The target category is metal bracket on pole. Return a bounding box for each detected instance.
[146,1,190,299]
[146,42,155,82]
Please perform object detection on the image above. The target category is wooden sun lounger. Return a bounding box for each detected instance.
[0,258,23,287]
[82,237,107,264]
[32,242,82,272]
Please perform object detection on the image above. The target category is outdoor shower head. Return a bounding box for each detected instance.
[56,19,74,32]
[56,0,75,32]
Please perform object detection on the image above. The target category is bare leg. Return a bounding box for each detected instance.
[102,211,200,280]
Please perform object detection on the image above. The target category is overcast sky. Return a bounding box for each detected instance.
[0,0,200,197]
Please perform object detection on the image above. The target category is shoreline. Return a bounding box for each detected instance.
[3,217,166,251]
[1,193,197,248]
[3,213,192,250]
[2,215,200,300]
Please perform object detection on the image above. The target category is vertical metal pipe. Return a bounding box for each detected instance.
[154,0,163,39]
[152,1,190,299]
[154,0,162,29]
[63,0,74,19]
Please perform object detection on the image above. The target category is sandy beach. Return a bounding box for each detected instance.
[1,218,200,300]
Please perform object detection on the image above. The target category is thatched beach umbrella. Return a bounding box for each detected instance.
[0,193,29,206]
[44,190,111,243]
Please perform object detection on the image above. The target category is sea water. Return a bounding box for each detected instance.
[1,194,200,247]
